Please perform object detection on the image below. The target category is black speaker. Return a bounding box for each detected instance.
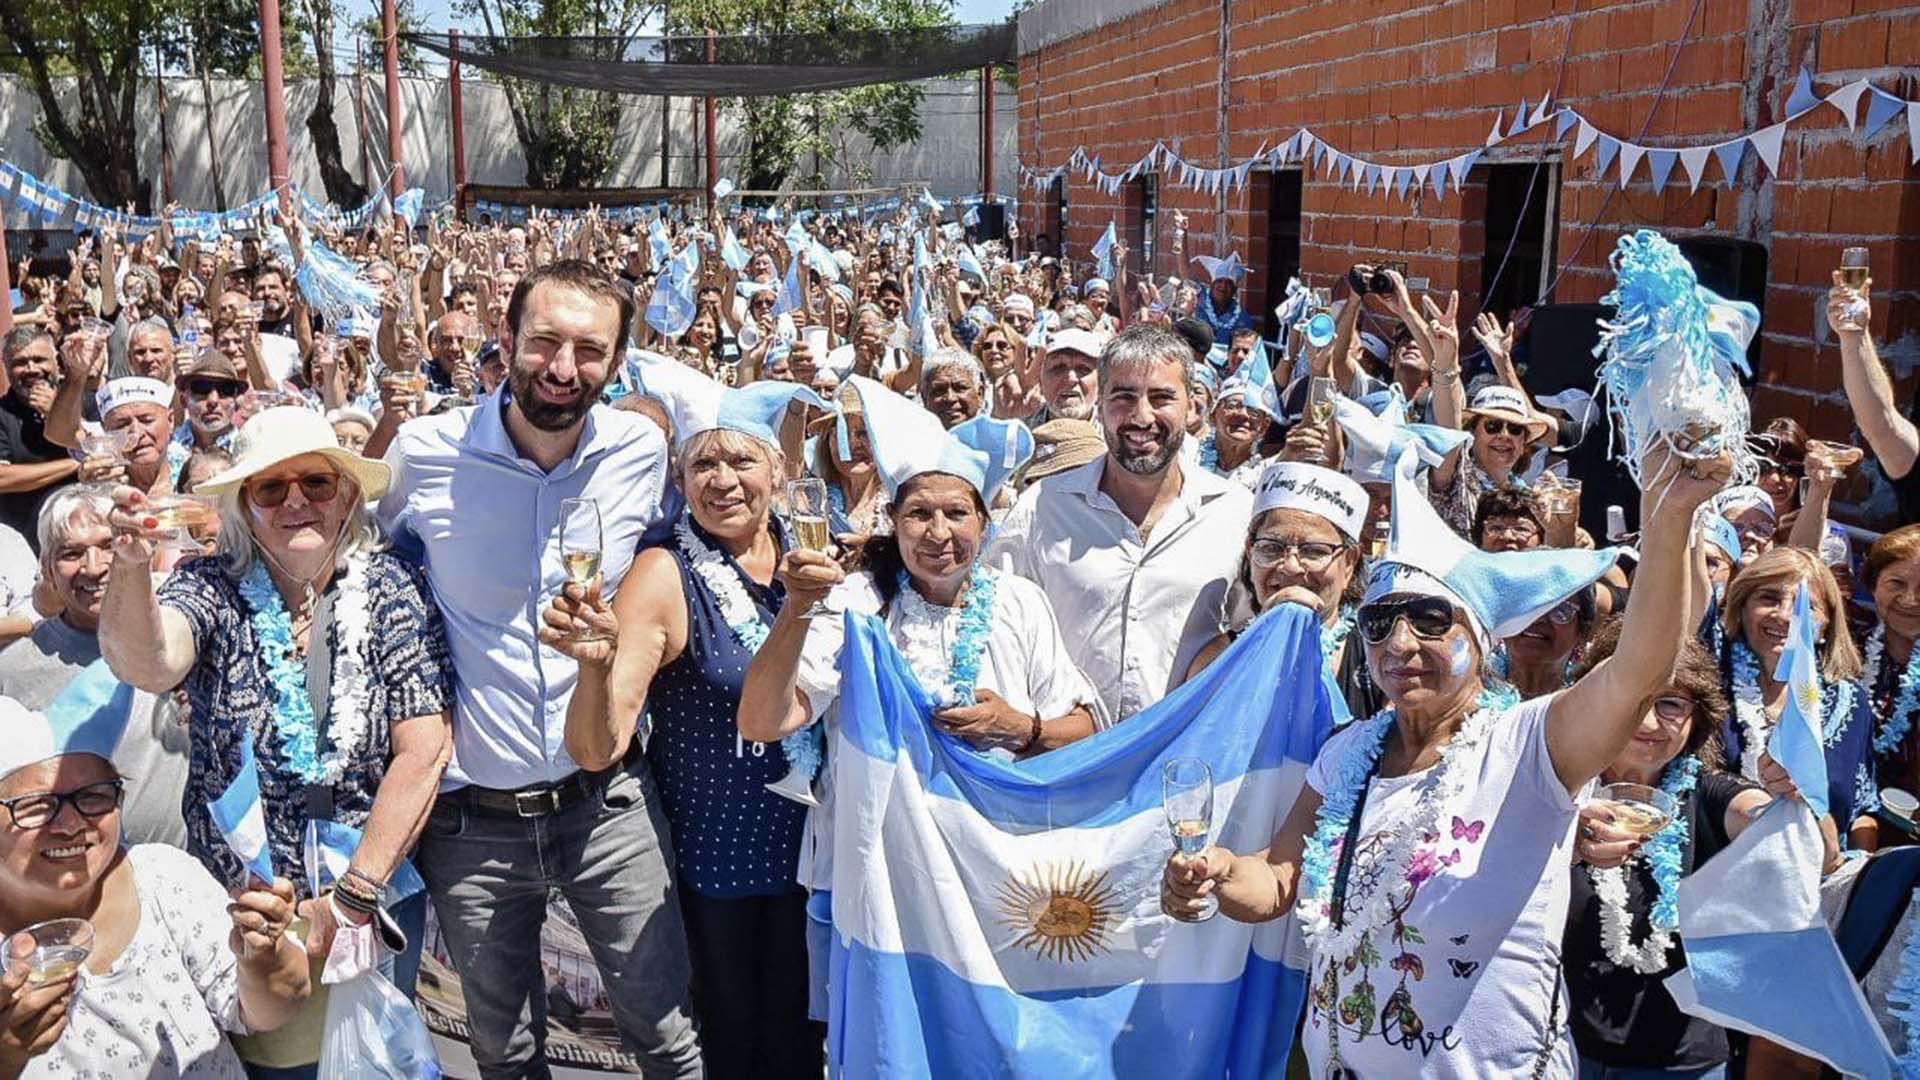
[972,203,1007,242]
[1516,303,1608,398]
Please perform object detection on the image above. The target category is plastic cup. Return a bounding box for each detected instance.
[7,918,93,984]
[1883,788,1919,821]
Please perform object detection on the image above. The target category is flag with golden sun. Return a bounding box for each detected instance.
[824,603,1335,1078]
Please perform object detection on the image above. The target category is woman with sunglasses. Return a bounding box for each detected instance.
[1712,545,1879,851]
[0,694,311,1078]
[1164,444,1729,1077]
[1184,462,1380,723]
[1492,588,1597,699]
[1429,383,1554,535]
[1561,624,1821,1078]
[96,407,454,1080]
[1750,418,1809,529]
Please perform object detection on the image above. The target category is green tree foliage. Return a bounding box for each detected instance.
[665,0,954,192]
[458,0,653,189]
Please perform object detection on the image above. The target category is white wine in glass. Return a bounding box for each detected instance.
[1597,783,1676,838]
[785,478,835,620]
[1308,377,1339,425]
[558,498,606,641]
[1838,247,1870,332]
[1164,758,1218,922]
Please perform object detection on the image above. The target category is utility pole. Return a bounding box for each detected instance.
[259,0,293,214]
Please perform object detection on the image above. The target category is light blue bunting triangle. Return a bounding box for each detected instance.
[1714,139,1747,182]
[1784,67,1822,117]
[1364,163,1382,193]
[1395,167,1414,199]
[1429,163,1447,199]
[1555,109,1581,138]
[1592,134,1621,176]
[1509,101,1532,137]
[1645,149,1679,190]
[1864,86,1906,138]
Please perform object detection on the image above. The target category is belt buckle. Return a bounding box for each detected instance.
[513,787,561,817]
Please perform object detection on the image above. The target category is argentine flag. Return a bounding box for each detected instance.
[207,733,276,886]
[1091,220,1118,281]
[827,604,1334,1078]
[1766,583,1830,818]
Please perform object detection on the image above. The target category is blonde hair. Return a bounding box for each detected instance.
[1721,545,1862,682]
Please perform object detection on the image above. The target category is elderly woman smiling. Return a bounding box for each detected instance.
[0,689,309,1077]
[95,407,453,1077]
[1164,444,1729,1076]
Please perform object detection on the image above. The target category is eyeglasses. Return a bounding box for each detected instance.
[1484,519,1542,540]
[1477,419,1529,438]
[1248,538,1344,571]
[1651,695,1697,724]
[185,378,246,399]
[247,471,341,508]
[1542,600,1580,627]
[0,779,124,829]
[1358,596,1460,644]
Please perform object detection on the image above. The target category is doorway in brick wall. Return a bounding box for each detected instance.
[1260,168,1303,339]
[1042,176,1066,259]
[1127,173,1158,280]
[1479,162,1559,316]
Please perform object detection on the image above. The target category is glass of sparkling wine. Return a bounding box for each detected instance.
[1838,247,1870,332]
[785,478,835,620]
[145,494,219,553]
[1596,783,1677,841]
[558,497,605,641]
[6,918,93,985]
[1164,758,1218,922]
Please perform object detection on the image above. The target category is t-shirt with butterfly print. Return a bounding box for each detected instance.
[1300,695,1588,1078]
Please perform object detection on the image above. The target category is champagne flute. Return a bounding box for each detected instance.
[7,918,93,985]
[1838,247,1870,332]
[785,478,835,620]
[1164,758,1218,922]
[558,498,605,641]
[1594,783,1677,841]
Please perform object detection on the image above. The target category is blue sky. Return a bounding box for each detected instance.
[407,0,1018,34]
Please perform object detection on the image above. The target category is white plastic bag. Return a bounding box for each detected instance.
[317,972,441,1080]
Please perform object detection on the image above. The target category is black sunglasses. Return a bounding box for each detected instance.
[1358,596,1459,645]
[1477,418,1530,438]
[185,377,246,399]
[0,779,124,830]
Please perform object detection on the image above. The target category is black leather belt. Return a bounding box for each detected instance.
[453,748,641,819]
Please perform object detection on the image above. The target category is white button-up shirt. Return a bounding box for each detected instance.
[987,454,1253,723]
[377,392,673,790]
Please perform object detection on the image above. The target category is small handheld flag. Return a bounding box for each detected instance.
[1765,583,1830,819]
[207,734,276,886]
[1091,220,1117,280]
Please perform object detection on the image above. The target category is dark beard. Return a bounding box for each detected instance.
[1112,423,1183,475]
[511,365,602,432]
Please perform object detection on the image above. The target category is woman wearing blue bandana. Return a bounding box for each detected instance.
[1164,442,1730,1078]
[540,366,827,1080]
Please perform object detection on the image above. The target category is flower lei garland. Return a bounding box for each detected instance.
[1592,755,1700,974]
[675,515,820,780]
[238,555,373,787]
[1866,626,1920,759]
[1884,907,1920,1073]
[1296,683,1521,960]
[1731,641,1852,780]
[1197,436,1220,474]
[893,567,999,708]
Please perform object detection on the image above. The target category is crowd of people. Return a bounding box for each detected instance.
[0,187,1915,1080]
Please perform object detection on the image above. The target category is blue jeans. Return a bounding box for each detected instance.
[1577,1057,1727,1080]
[416,766,702,1080]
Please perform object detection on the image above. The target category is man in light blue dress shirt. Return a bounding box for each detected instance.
[379,260,702,1078]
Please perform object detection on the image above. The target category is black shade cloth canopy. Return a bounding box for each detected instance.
[408,25,1016,96]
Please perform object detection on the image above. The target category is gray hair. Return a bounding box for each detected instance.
[37,485,115,569]
[2,325,53,364]
[675,427,782,486]
[214,477,385,583]
[917,348,985,401]
[1099,323,1191,383]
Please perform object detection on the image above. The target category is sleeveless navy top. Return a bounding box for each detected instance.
[646,517,809,898]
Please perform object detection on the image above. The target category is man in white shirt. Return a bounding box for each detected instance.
[378,260,701,1078]
[990,324,1253,722]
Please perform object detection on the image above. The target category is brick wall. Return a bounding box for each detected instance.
[1017,0,1920,520]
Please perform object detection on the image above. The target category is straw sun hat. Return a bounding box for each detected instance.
[192,406,391,501]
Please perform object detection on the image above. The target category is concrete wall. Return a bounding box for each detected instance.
[1015,0,1920,509]
[0,72,1018,207]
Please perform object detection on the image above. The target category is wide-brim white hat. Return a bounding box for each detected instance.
[193,405,391,501]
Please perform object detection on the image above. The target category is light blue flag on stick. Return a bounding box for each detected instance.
[826,603,1334,1078]
[1767,583,1830,819]
[1091,220,1117,280]
[207,734,276,886]
[392,187,424,229]
[720,226,750,273]
[954,244,987,284]
[304,819,425,903]
[1666,799,1894,1078]
[713,177,736,201]
[647,242,702,338]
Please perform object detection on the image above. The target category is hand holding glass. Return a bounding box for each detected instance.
[785,479,835,620]
[1164,758,1218,922]
[558,498,607,641]
[5,918,93,985]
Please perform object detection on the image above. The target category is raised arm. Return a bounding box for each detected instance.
[540,550,684,772]
[97,488,199,692]
[1828,273,1917,480]
[1546,445,1732,793]
[738,551,843,743]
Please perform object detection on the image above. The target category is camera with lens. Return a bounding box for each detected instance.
[1347,262,1408,295]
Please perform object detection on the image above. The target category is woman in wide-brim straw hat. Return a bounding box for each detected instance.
[97,405,454,1078]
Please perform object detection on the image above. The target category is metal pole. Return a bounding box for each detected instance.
[354,40,375,194]
[259,0,293,214]
[383,0,406,197]
[981,65,994,202]
[704,28,718,211]
[0,226,13,337]
[154,42,174,207]
[449,27,467,216]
